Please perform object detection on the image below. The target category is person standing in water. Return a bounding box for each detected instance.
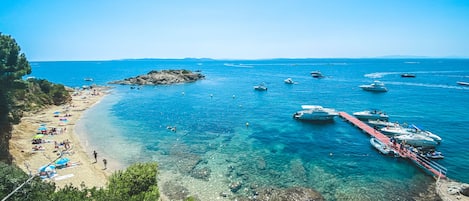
[93,150,97,163]
[103,158,107,170]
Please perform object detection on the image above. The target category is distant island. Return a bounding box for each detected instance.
[108,69,205,85]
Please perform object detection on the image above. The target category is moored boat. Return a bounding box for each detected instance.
[293,105,338,122]
[310,71,324,78]
[284,78,294,84]
[370,137,397,156]
[253,83,268,91]
[353,110,389,121]
[359,80,388,92]
[367,119,397,128]
[394,134,438,148]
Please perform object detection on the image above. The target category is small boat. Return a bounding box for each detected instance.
[394,134,438,148]
[253,83,268,91]
[457,81,469,86]
[284,78,294,84]
[359,81,388,92]
[353,110,389,121]
[310,71,324,78]
[84,78,94,81]
[370,138,397,156]
[401,73,416,78]
[293,105,338,121]
[423,151,444,159]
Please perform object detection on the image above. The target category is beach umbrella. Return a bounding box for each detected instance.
[33,134,44,139]
[38,164,56,172]
[55,158,70,166]
[38,126,47,131]
[53,111,60,115]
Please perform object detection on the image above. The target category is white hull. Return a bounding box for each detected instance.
[395,134,438,148]
[367,120,396,127]
[353,110,389,121]
[360,81,388,92]
[370,138,396,156]
[293,105,338,122]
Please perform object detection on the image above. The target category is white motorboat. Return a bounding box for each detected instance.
[381,124,442,143]
[370,138,397,156]
[367,119,397,128]
[284,78,294,84]
[394,134,438,148]
[293,105,338,121]
[380,126,410,135]
[253,83,268,91]
[457,81,469,86]
[408,125,442,143]
[310,71,324,78]
[353,110,389,121]
[423,151,444,159]
[360,81,388,92]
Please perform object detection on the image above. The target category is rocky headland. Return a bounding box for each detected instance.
[108,69,205,85]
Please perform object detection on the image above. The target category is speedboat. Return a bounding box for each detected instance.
[401,73,416,78]
[293,105,338,121]
[253,83,268,91]
[367,119,397,128]
[423,151,444,159]
[353,110,389,121]
[394,134,438,148]
[370,138,397,156]
[310,71,324,78]
[359,81,388,92]
[408,125,442,143]
[457,81,469,86]
[284,78,294,84]
[380,124,442,143]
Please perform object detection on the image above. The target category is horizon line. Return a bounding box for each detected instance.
[30,56,469,62]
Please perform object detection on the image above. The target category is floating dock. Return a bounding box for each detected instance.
[338,112,447,179]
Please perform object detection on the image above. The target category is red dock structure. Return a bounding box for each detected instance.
[338,112,447,179]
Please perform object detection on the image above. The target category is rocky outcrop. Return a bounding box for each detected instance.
[108,69,205,85]
[254,187,325,201]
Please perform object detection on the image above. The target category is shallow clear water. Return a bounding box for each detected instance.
[31,59,469,200]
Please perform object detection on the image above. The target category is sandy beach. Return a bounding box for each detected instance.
[9,86,113,188]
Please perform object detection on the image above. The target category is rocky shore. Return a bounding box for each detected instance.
[108,69,205,85]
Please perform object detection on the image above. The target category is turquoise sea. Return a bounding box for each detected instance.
[30,59,469,200]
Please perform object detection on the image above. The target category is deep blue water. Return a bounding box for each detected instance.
[30,59,469,200]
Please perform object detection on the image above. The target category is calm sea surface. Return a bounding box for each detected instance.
[30,59,469,200]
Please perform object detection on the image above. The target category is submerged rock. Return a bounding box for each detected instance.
[230,181,243,192]
[162,181,190,200]
[108,69,205,85]
[255,187,325,201]
[190,166,211,181]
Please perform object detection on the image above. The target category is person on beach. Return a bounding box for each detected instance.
[103,158,107,170]
[93,150,97,163]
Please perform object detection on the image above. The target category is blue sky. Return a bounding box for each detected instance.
[1,0,469,61]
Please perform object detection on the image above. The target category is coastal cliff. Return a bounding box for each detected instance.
[108,69,205,85]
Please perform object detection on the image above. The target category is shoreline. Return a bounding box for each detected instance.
[9,86,115,188]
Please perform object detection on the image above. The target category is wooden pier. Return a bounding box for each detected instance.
[338,112,447,179]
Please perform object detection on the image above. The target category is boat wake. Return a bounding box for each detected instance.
[364,72,401,78]
[223,63,253,68]
[386,81,469,90]
[365,70,467,79]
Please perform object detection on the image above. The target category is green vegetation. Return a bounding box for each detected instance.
[0,33,163,201]
[1,33,71,163]
[1,162,160,201]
